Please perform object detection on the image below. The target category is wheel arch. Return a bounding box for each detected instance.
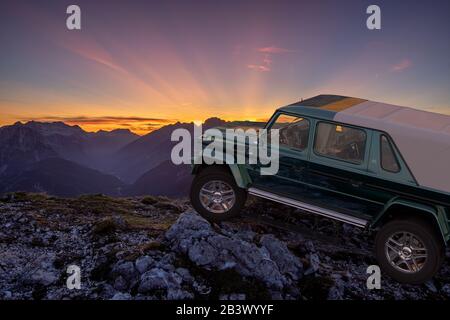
[370,198,449,245]
[191,164,251,189]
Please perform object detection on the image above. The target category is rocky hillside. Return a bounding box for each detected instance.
[0,192,449,300]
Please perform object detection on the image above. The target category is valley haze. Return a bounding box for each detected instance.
[0,118,263,198]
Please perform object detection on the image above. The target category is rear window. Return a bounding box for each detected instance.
[380,135,400,173]
[314,122,366,164]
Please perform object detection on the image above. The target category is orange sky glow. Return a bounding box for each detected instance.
[1,1,449,135]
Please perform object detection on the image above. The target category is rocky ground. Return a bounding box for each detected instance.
[0,192,449,300]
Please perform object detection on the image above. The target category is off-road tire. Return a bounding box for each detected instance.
[375,217,445,284]
[190,166,247,222]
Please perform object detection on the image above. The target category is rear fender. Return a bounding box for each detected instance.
[370,197,449,244]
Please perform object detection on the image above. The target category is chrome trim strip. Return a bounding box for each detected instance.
[248,187,368,228]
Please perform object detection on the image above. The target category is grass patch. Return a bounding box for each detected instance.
[92,217,119,235]
[136,240,165,253]
[73,194,135,215]
[2,192,51,203]
[3,192,182,232]
[122,215,176,231]
[142,196,186,212]
[141,196,159,205]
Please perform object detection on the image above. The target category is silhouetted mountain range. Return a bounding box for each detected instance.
[0,118,263,197]
[125,160,192,197]
[0,158,124,197]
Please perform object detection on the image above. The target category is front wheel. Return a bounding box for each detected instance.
[190,166,247,222]
[375,218,445,284]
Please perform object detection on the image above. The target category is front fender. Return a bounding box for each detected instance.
[228,164,252,188]
[191,162,252,189]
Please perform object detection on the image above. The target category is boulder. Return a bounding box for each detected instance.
[138,267,181,293]
[111,292,131,300]
[110,260,138,290]
[21,255,59,286]
[165,211,303,292]
[111,260,137,281]
[135,256,154,274]
[260,234,303,281]
[25,269,59,286]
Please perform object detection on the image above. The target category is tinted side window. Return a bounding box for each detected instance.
[314,122,366,164]
[380,135,400,172]
[272,114,310,150]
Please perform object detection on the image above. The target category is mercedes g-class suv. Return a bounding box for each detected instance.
[190,95,450,284]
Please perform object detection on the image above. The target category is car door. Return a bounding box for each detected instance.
[304,121,383,218]
[247,112,312,195]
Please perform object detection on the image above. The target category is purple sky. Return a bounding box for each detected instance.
[1,0,449,133]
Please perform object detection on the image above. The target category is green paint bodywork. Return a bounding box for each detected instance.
[229,164,252,188]
[370,198,450,242]
[191,99,450,244]
[192,154,251,188]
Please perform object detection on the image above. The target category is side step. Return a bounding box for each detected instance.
[248,187,368,228]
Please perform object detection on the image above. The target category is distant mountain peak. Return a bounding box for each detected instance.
[21,120,85,136]
[95,128,139,137]
[110,128,136,135]
[203,117,227,127]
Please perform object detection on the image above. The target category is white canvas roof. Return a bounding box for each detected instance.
[334,100,450,194]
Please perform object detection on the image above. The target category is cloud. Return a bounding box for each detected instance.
[391,59,412,72]
[247,53,272,72]
[247,54,272,72]
[262,54,272,66]
[17,115,177,134]
[247,64,271,72]
[20,116,174,125]
[248,46,292,72]
[257,46,293,54]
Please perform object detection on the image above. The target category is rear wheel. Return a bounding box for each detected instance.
[375,218,445,284]
[190,166,247,222]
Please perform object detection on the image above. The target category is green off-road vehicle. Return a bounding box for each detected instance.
[190,95,450,284]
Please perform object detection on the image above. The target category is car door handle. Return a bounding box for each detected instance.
[350,180,363,188]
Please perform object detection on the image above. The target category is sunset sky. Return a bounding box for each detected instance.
[1,0,449,134]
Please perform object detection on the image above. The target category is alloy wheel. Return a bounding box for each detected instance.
[199,180,236,214]
[384,231,428,273]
